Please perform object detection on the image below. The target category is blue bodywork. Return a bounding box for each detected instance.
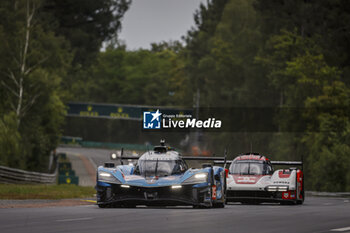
[95,150,226,208]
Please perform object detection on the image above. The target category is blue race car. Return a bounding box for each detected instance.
[95,140,226,208]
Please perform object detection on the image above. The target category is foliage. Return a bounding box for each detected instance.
[0,112,23,168]
[1,0,350,191]
[182,0,350,191]
[40,0,131,66]
[0,0,128,172]
[71,43,189,106]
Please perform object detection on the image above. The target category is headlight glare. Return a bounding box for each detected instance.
[267,186,277,192]
[99,172,111,177]
[267,186,289,192]
[98,171,121,184]
[183,172,208,184]
[195,173,207,179]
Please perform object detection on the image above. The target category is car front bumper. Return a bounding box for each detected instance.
[226,190,297,203]
[95,182,213,207]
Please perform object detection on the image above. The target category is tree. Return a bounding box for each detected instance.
[41,0,131,66]
[0,0,70,171]
[183,0,229,107]
[303,81,350,191]
[72,43,188,106]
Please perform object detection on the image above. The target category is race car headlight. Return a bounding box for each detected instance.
[98,171,121,184]
[99,172,111,177]
[182,172,208,184]
[194,173,207,179]
[267,186,277,192]
[277,186,289,192]
[171,185,182,189]
[266,186,289,192]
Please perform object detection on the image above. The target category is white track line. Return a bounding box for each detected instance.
[56,217,93,222]
[330,226,350,232]
[87,156,97,170]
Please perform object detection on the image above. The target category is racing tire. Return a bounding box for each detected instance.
[98,203,110,208]
[122,204,136,208]
[296,200,304,205]
[280,200,297,205]
[212,202,225,208]
[296,190,305,205]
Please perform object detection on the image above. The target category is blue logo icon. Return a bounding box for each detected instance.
[143,110,162,129]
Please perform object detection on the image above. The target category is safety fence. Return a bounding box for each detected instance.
[0,165,57,184]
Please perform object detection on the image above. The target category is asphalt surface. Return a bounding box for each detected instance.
[25,147,348,232]
[57,147,117,168]
[0,197,349,233]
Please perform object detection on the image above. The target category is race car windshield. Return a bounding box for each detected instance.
[136,160,186,177]
[230,161,267,175]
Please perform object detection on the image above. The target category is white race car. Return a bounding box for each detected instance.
[225,153,304,205]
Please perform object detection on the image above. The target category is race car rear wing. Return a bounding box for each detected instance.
[270,161,303,166]
[110,148,228,164]
[182,156,225,161]
[214,160,231,165]
[213,159,304,170]
[271,160,303,171]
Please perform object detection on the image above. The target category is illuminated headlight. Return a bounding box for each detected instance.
[195,173,207,179]
[98,171,121,184]
[267,186,289,192]
[171,185,182,189]
[183,172,208,184]
[99,172,111,177]
[111,153,117,159]
[120,185,130,188]
[277,186,288,192]
[267,186,277,192]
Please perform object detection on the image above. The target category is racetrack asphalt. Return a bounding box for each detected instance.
[16,147,347,233]
[57,146,119,169]
[0,196,349,233]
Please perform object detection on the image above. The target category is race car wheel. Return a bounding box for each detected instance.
[122,204,136,208]
[212,202,225,208]
[280,200,297,205]
[297,190,305,204]
[98,203,110,208]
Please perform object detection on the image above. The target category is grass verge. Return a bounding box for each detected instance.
[0,184,95,200]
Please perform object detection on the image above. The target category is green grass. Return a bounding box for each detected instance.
[0,184,95,200]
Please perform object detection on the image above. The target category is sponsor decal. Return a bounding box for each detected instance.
[233,175,263,184]
[273,181,290,184]
[278,170,291,178]
[236,155,266,161]
[212,186,217,200]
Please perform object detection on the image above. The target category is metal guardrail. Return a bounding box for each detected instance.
[0,165,57,184]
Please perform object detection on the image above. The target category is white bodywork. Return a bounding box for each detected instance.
[227,169,297,191]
